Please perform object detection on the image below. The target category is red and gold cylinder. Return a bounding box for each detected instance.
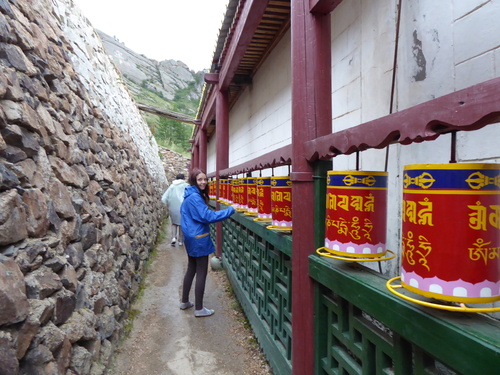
[209,180,216,200]
[255,177,272,221]
[270,176,292,229]
[231,178,239,208]
[401,163,500,303]
[237,177,248,212]
[246,177,258,215]
[218,179,227,203]
[325,170,388,257]
[227,178,234,205]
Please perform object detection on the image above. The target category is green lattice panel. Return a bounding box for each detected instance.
[316,289,466,375]
[317,291,397,375]
[311,256,499,375]
[216,212,293,374]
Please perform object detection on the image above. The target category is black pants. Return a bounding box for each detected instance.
[181,255,209,310]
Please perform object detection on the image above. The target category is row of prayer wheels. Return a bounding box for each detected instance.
[209,176,292,230]
[210,163,500,305]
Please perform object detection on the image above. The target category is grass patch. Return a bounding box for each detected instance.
[122,308,141,338]
[119,215,169,339]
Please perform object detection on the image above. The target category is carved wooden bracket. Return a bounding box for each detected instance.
[306,77,500,161]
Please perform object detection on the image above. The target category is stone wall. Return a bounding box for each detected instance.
[0,0,168,374]
[160,147,190,185]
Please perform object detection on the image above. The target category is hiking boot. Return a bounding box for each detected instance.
[171,237,177,245]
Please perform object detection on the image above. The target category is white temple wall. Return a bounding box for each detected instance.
[330,1,500,281]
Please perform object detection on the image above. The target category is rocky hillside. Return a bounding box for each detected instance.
[98,31,203,117]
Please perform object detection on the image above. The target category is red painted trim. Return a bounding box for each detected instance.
[199,129,207,172]
[219,0,269,91]
[312,6,332,138]
[310,0,343,14]
[216,89,230,170]
[291,0,332,373]
[306,76,500,161]
[204,73,219,84]
[215,88,230,258]
[192,145,199,170]
[290,171,313,181]
[215,144,292,177]
[200,86,217,130]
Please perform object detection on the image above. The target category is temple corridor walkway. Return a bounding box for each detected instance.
[105,223,272,375]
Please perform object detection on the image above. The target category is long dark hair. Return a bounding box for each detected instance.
[189,169,209,204]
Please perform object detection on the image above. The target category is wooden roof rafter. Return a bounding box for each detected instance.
[196,0,291,140]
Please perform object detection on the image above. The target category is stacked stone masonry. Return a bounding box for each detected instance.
[160,146,190,185]
[0,0,170,374]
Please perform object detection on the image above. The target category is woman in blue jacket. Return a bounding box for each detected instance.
[179,169,235,317]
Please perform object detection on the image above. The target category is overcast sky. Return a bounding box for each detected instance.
[73,0,229,72]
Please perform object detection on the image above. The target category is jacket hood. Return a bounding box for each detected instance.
[172,179,186,186]
[183,185,199,198]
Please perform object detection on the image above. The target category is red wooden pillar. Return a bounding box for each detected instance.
[198,128,208,172]
[192,144,200,170]
[291,0,333,373]
[215,87,230,257]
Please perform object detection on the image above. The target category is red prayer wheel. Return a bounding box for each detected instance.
[238,177,248,211]
[255,177,272,221]
[246,177,258,215]
[270,176,292,229]
[324,171,388,257]
[231,178,239,208]
[218,179,227,203]
[209,180,216,200]
[227,178,234,205]
[401,163,500,303]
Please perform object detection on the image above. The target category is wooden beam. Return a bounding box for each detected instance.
[309,0,343,14]
[216,144,293,177]
[204,73,219,84]
[290,0,332,373]
[137,103,195,124]
[305,76,500,160]
[200,87,217,130]
[219,0,270,91]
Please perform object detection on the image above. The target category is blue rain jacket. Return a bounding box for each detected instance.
[181,185,235,257]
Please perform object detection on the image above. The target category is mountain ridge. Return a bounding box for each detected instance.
[97,30,202,154]
[98,30,203,112]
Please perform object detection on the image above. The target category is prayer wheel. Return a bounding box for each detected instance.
[401,163,500,303]
[227,178,233,205]
[218,179,227,203]
[324,170,388,257]
[237,177,248,212]
[209,180,216,200]
[255,177,272,221]
[231,178,240,208]
[269,176,292,230]
[246,177,258,215]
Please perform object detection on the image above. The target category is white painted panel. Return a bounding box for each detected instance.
[453,0,490,20]
[206,139,217,175]
[455,52,495,90]
[227,30,292,168]
[454,0,500,64]
[396,0,455,109]
[457,125,500,162]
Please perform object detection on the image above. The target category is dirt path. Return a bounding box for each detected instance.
[105,225,272,375]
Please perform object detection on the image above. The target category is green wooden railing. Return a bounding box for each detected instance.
[310,256,500,375]
[213,208,293,375]
[212,202,500,375]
